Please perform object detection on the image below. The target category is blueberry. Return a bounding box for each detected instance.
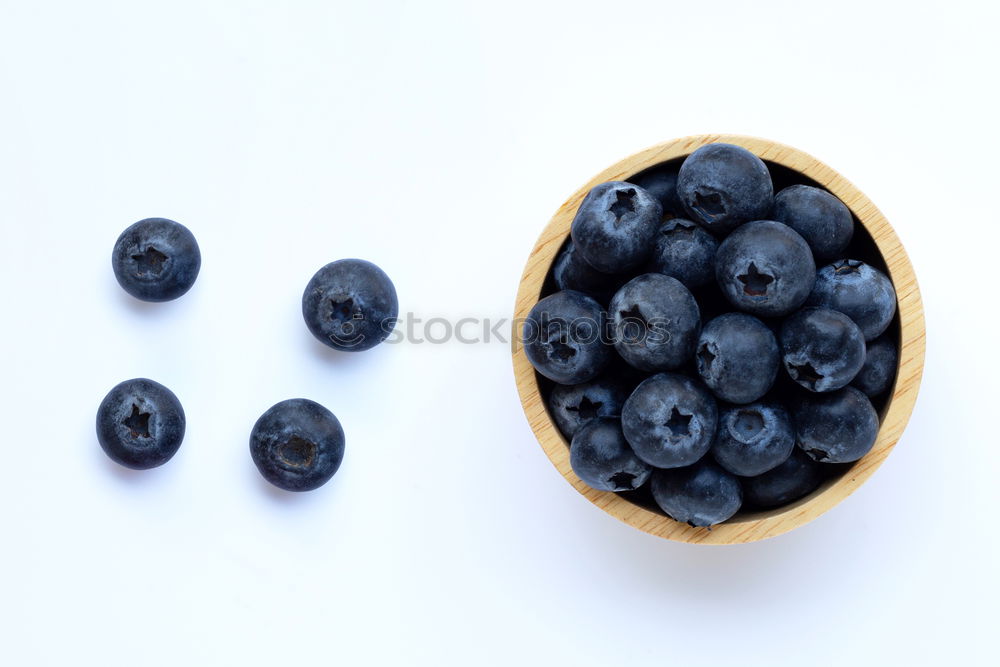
[570,181,662,274]
[741,448,824,509]
[250,398,345,492]
[523,290,611,384]
[548,376,630,439]
[852,334,898,397]
[570,417,652,492]
[621,373,718,468]
[629,165,683,214]
[780,307,866,392]
[715,220,815,317]
[711,403,795,476]
[807,259,897,340]
[112,218,201,302]
[552,241,625,304]
[609,274,700,372]
[677,143,773,235]
[771,185,854,260]
[793,386,879,463]
[650,460,742,528]
[647,218,720,289]
[696,312,779,403]
[302,259,399,352]
[96,378,186,470]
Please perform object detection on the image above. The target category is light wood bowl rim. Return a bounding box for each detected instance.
[512,134,926,544]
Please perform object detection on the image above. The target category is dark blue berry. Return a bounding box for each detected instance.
[852,334,898,397]
[552,241,625,304]
[650,460,742,527]
[711,403,794,476]
[96,378,185,470]
[807,259,896,340]
[793,386,879,463]
[742,448,824,509]
[523,290,611,385]
[629,165,683,214]
[570,417,652,492]
[621,373,718,468]
[112,218,201,302]
[696,313,779,403]
[302,259,399,352]
[780,307,866,392]
[771,185,854,260]
[250,398,345,492]
[647,218,719,289]
[715,220,815,317]
[677,143,773,235]
[548,376,630,439]
[609,274,700,372]
[570,182,662,274]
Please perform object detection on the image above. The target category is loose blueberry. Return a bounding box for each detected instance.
[629,165,683,215]
[609,274,700,372]
[112,218,201,302]
[696,312,779,403]
[96,378,186,470]
[650,460,742,528]
[621,373,718,468]
[715,220,815,317]
[647,218,720,289]
[771,185,854,260]
[711,403,795,476]
[570,181,662,274]
[302,259,399,352]
[780,307,866,392]
[742,448,824,509]
[793,386,879,463]
[548,376,630,440]
[852,334,899,397]
[250,398,345,492]
[552,241,626,304]
[807,259,897,340]
[570,417,652,492]
[523,290,611,385]
[677,143,773,235]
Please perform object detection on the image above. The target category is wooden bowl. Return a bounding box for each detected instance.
[512,134,925,544]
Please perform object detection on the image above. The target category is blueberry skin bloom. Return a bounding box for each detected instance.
[96,378,186,470]
[549,376,630,439]
[552,241,625,305]
[650,461,742,528]
[696,313,779,404]
[629,165,683,215]
[711,403,795,476]
[523,290,611,385]
[647,218,720,289]
[852,334,899,397]
[112,218,201,302]
[250,398,345,492]
[302,259,399,352]
[609,274,701,372]
[715,220,815,317]
[780,307,866,392]
[807,259,897,340]
[677,143,773,236]
[570,417,652,492]
[771,185,854,260]
[742,448,824,509]
[621,373,718,468]
[570,181,662,274]
[794,387,879,463]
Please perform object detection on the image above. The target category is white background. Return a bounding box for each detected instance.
[1,1,997,665]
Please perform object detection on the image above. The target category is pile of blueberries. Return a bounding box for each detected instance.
[97,218,398,491]
[524,143,899,528]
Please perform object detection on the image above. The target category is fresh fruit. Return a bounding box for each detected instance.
[552,241,624,304]
[771,184,854,260]
[570,181,662,274]
[96,378,186,470]
[711,402,795,476]
[621,373,718,468]
[647,218,719,289]
[676,143,773,235]
[250,398,345,492]
[524,290,611,384]
[629,165,683,215]
[715,220,815,317]
[650,460,743,527]
[742,448,824,508]
[112,218,201,302]
[780,307,866,392]
[302,259,399,352]
[807,259,897,340]
[793,386,879,463]
[852,334,898,397]
[696,312,779,403]
[570,417,652,492]
[609,273,700,372]
[548,376,630,439]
